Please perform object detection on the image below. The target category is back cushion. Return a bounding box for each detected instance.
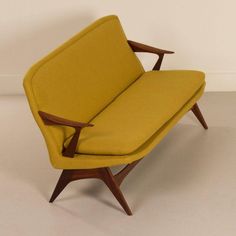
[29,15,144,122]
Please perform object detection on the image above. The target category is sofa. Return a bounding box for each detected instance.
[23,15,208,215]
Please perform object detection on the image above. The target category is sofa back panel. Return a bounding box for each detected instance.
[28,15,144,122]
[23,15,144,159]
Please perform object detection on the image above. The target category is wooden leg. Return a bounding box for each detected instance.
[191,103,208,129]
[101,168,132,215]
[49,170,71,203]
[49,160,142,215]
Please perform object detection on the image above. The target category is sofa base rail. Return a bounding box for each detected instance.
[49,159,141,215]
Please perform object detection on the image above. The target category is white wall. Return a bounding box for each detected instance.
[1,0,236,94]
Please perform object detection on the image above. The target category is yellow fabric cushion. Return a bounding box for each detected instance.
[64,70,205,155]
[23,15,144,162]
[50,84,205,169]
[23,14,206,169]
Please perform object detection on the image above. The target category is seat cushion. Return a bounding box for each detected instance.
[64,70,205,155]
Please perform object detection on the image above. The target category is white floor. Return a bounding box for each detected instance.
[0,92,236,236]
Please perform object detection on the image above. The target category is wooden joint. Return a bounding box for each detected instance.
[38,110,94,158]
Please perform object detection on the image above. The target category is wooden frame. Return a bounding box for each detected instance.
[39,40,208,215]
[50,159,141,215]
[128,40,174,70]
[38,111,94,157]
[191,103,208,129]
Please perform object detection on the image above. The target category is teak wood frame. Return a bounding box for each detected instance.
[50,159,141,216]
[39,40,208,215]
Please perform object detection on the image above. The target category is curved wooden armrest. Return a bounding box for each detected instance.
[128,40,174,55]
[38,111,93,128]
[128,40,174,70]
[38,111,94,158]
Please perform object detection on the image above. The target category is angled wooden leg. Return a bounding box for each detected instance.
[49,170,71,203]
[101,168,132,215]
[114,159,141,186]
[49,169,102,203]
[191,103,208,129]
[49,167,135,215]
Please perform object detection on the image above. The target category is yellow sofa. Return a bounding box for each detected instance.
[23,15,208,215]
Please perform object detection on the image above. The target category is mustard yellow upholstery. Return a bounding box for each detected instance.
[23,15,206,169]
[64,70,205,155]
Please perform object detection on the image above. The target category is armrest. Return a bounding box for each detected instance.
[38,111,94,158]
[128,40,174,55]
[38,111,93,128]
[128,40,174,70]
